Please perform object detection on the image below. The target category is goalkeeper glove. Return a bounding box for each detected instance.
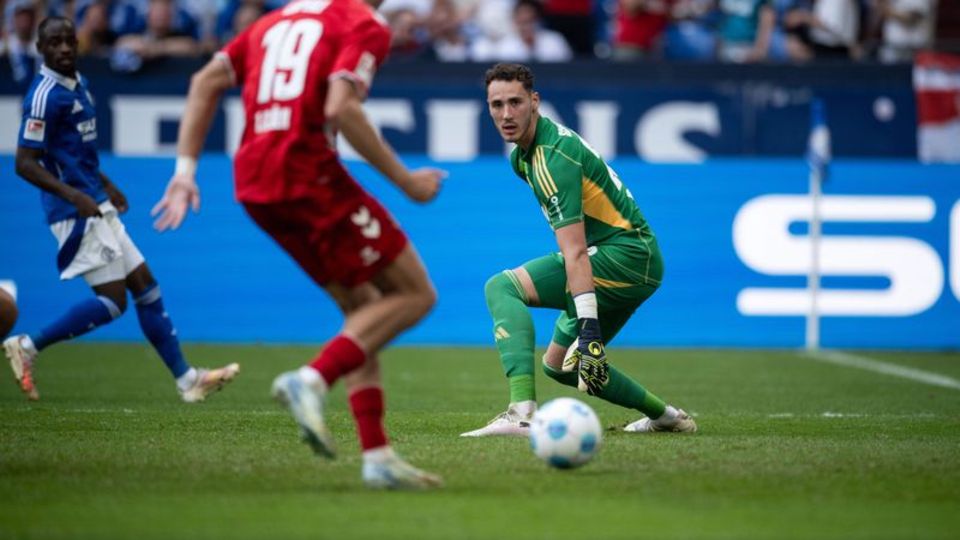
[574,318,608,395]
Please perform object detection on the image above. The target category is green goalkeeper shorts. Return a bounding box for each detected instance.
[521,240,663,348]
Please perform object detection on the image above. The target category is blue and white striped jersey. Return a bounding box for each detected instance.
[18,64,107,224]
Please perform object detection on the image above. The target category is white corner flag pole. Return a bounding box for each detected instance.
[806,99,830,352]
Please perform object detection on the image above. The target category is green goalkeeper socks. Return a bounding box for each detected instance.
[485,271,537,402]
[509,374,536,404]
[484,269,669,418]
[542,362,666,419]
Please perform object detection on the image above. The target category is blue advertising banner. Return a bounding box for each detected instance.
[1,154,957,348]
[0,60,917,160]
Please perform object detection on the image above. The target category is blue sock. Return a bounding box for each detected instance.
[134,283,190,378]
[32,296,122,351]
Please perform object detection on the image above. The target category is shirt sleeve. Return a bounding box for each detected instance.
[19,83,60,150]
[329,16,391,98]
[535,145,584,230]
[217,24,254,85]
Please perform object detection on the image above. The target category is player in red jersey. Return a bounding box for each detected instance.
[152,0,445,489]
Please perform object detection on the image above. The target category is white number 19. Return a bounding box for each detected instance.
[257,19,323,104]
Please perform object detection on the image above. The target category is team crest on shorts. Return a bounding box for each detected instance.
[101,246,117,263]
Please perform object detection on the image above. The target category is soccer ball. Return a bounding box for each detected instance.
[529,397,602,469]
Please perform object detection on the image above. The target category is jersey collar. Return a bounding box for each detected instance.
[517,115,548,160]
[40,64,80,91]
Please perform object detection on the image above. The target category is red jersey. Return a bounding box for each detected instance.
[543,0,592,16]
[217,0,391,204]
[615,0,672,49]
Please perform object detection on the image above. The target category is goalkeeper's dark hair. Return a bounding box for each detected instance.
[484,63,535,92]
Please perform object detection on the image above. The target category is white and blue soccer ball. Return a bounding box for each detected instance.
[529,397,602,469]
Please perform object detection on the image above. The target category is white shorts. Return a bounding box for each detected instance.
[50,201,145,287]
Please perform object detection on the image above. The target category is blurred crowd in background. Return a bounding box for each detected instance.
[0,0,956,86]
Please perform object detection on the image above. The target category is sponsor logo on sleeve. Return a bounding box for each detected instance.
[24,118,46,142]
[354,52,376,89]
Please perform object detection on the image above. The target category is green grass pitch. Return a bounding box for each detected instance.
[1,344,959,539]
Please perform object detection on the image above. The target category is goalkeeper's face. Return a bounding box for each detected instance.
[487,80,539,148]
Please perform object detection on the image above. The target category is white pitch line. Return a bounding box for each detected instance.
[767,412,937,419]
[803,350,960,391]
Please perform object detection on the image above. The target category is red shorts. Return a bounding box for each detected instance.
[244,191,409,288]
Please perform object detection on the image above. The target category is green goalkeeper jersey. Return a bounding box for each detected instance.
[510,116,657,250]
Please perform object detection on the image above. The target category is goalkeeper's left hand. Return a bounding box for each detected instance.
[574,318,608,395]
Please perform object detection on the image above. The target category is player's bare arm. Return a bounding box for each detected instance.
[177,57,233,160]
[555,220,608,393]
[98,171,128,213]
[555,222,595,298]
[152,57,233,231]
[748,5,776,62]
[15,146,101,218]
[326,78,445,203]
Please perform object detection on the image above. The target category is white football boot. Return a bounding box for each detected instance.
[459,401,535,437]
[180,363,240,403]
[624,408,698,433]
[4,335,39,400]
[362,447,443,490]
[271,369,336,458]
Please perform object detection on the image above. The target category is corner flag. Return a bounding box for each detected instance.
[806,99,830,351]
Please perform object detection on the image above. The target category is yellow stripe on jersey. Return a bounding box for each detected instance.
[535,147,559,196]
[593,276,634,289]
[532,152,553,196]
[581,178,632,230]
[531,155,552,197]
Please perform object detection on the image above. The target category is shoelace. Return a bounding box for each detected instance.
[488,410,526,425]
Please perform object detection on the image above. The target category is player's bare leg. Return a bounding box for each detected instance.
[338,246,441,488]
[273,282,389,459]
[274,249,442,487]
[336,245,437,353]
[286,245,436,445]
[270,284,383,459]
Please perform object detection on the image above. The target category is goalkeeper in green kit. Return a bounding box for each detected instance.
[461,63,697,438]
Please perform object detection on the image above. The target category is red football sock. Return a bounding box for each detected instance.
[349,386,388,451]
[308,334,366,386]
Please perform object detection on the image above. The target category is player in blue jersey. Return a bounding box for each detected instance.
[4,16,239,402]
